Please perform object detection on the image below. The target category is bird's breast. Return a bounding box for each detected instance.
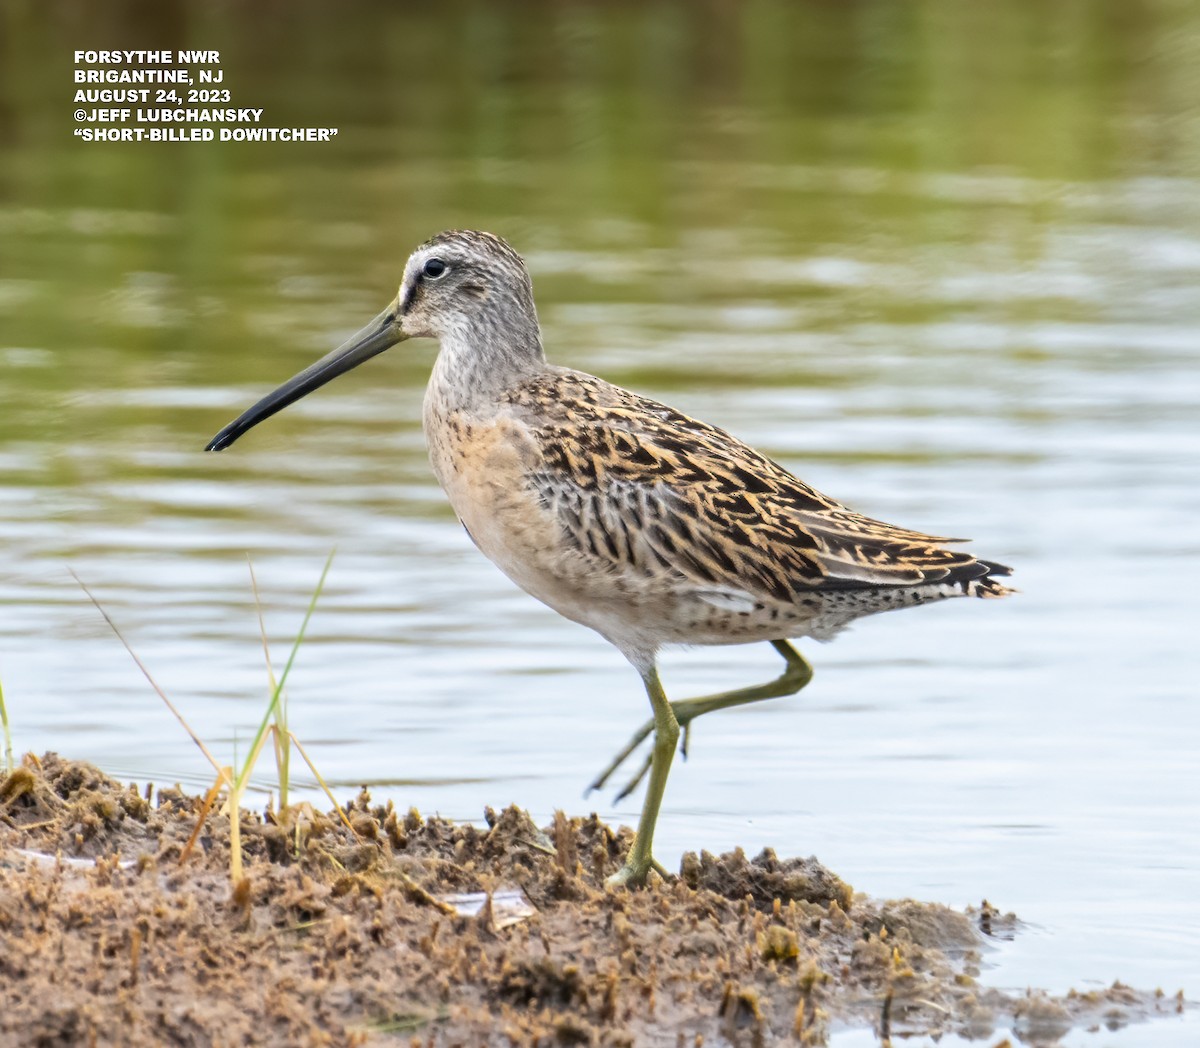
[424,404,568,587]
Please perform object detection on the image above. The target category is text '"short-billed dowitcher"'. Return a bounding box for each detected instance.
[207,230,1014,887]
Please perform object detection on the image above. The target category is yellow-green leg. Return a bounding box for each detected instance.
[606,664,679,888]
[589,640,814,804]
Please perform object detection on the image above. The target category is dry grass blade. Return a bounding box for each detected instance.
[180,774,227,866]
[288,731,358,838]
[247,558,278,695]
[70,570,225,778]
[0,676,13,776]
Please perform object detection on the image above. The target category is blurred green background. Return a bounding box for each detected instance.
[1,0,1199,1018]
[6,0,1199,409]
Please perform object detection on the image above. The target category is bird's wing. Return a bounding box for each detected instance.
[508,370,1004,604]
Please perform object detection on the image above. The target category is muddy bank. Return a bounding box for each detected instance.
[0,754,1184,1046]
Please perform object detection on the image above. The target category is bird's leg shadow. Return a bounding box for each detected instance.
[586,640,814,803]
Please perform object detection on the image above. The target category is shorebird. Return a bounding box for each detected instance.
[207,230,1013,887]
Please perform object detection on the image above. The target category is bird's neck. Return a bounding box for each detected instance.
[428,316,547,411]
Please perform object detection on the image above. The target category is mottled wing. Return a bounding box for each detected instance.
[508,370,1009,604]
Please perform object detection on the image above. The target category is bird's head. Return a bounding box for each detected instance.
[205,230,539,452]
[398,230,537,341]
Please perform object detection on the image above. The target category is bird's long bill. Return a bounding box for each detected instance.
[205,303,406,451]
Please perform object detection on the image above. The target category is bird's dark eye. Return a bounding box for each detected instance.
[423,258,448,279]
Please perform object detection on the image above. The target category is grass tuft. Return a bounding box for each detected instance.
[239,551,333,809]
[73,552,355,883]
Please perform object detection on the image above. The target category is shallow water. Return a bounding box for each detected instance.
[2,0,1198,1030]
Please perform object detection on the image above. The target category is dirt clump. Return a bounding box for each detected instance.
[0,753,1186,1046]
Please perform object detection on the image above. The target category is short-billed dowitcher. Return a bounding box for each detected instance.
[207,230,1013,887]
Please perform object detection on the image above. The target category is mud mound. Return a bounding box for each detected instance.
[0,754,1185,1046]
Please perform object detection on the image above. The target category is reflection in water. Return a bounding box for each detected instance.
[1,0,1198,1006]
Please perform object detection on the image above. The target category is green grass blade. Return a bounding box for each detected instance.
[234,550,335,794]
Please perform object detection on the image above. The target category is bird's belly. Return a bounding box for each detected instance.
[442,477,643,641]
[434,479,815,651]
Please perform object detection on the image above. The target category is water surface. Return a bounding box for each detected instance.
[1,1,1197,1035]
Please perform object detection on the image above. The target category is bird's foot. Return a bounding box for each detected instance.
[587,719,693,802]
[605,854,671,889]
